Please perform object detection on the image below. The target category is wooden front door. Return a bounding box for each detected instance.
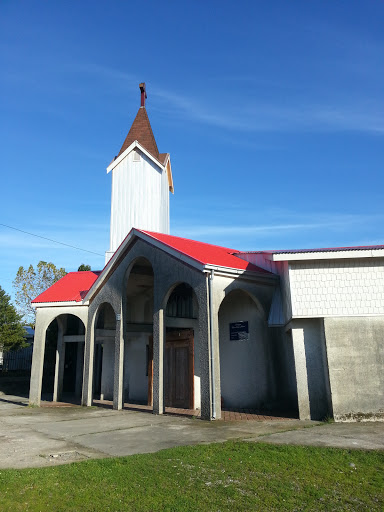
[164,330,194,409]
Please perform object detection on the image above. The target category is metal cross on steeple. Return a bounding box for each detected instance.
[139,82,147,107]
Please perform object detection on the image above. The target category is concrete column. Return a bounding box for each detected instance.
[199,316,212,420]
[210,304,222,420]
[29,311,47,406]
[152,308,164,415]
[82,318,95,406]
[199,275,221,421]
[291,327,311,420]
[113,316,124,410]
[53,318,66,402]
[75,342,84,399]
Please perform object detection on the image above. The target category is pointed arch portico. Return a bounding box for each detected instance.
[153,264,212,419]
[204,273,279,419]
[30,230,283,420]
[29,305,88,406]
[161,282,199,411]
[82,241,161,410]
[82,237,214,419]
[212,275,299,417]
[123,257,154,408]
[82,296,122,409]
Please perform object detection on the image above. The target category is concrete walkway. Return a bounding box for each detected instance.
[0,394,383,469]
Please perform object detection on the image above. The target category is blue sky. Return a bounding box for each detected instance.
[1,0,383,300]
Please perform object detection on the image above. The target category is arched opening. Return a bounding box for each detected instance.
[164,283,199,411]
[219,289,271,411]
[124,258,154,408]
[42,314,85,403]
[93,302,116,402]
[41,319,58,399]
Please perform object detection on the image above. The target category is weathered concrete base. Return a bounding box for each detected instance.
[334,411,384,423]
[324,316,384,420]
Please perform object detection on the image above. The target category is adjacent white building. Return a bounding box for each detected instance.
[238,248,384,421]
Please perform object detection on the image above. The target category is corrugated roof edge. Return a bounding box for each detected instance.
[240,245,384,255]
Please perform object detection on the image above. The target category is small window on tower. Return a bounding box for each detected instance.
[133,150,141,162]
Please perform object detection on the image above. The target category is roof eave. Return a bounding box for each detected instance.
[204,264,278,282]
[271,248,384,261]
[32,300,90,308]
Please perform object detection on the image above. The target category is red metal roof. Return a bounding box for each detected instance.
[140,230,270,273]
[32,232,272,304]
[32,271,101,304]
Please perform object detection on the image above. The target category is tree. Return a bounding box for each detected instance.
[0,286,27,352]
[78,264,91,271]
[13,261,67,325]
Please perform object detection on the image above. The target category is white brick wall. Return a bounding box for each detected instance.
[289,258,384,317]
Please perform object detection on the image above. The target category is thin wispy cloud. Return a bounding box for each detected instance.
[153,85,384,134]
[172,212,384,239]
[26,62,381,136]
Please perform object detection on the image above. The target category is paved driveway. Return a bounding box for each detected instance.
[0,394,383,469]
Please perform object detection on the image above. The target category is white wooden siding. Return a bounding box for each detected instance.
[109,150,170,253]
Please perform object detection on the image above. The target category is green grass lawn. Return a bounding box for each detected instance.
[0,441,383,511]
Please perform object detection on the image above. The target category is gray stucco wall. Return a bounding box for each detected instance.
[219,289,273,409]
[324,316,384,420]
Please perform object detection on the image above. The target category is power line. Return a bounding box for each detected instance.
[0,223,104,257]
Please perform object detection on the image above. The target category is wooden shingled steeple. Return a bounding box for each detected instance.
[117,83,161,161]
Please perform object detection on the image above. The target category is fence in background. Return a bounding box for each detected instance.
[0,344,33,372]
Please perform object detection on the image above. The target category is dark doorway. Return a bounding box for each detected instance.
[164,329,194,409]
[93,344,103,400]
[42,320,58,397]
[63,343,78,393]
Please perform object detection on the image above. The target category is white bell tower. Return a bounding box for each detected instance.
[105,83,174,263]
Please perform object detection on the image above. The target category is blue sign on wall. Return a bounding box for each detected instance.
[229,321,249,341]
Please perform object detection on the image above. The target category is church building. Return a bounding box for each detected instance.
[29,84,384,422]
